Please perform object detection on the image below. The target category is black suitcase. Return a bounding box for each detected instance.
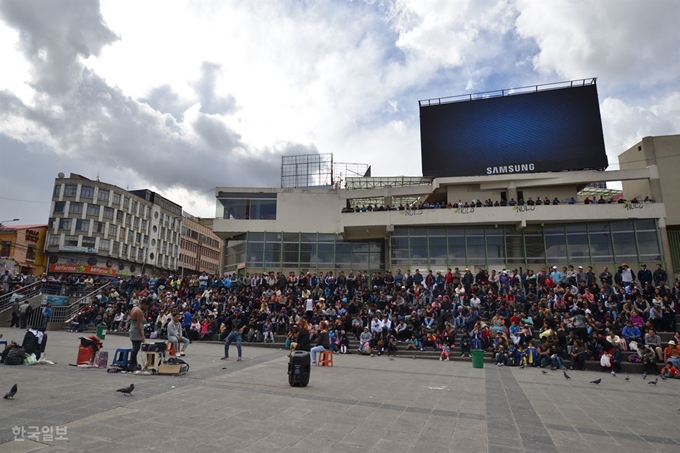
[288,351,311,387]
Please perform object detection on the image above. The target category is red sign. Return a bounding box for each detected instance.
[49,263,117,277]
[25,230,40,243]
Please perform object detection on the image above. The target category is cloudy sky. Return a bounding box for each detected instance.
[1,0,678,224]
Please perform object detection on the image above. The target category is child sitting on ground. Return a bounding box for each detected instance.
[440,341,451,361]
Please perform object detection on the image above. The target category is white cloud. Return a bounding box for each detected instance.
[515,0,680,86]
[0,0,678,225]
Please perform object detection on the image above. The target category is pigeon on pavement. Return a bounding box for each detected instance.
[648,378,658,386]
[660,375,667,381]
[624,377,630,381]
[563,371,571,379]
[116,384,135,396]
[542,370,548,375]
[3,384,17,399]
[590,378,602,385]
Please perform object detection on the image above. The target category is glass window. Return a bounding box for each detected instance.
[300,243,316,264]
[566,234,589,260]
[589,232,613,262]
[447,236,465,260]
[128,230,134,242]
[466,236,486,260]
[122,244,128,254]
[26,246,36,261]
[59,218,72,230]
[545,232,567,261]
[393,226,408,237]
[108,224,117,236]
[505,234,524,262]
[125,214,131,226]
[53,184,62,197]
[54,201,65,213]
[428,237,447,260]
[123,197,129,208]
[112,241,119,255]
[117,211,124,222]
[80,186,94,198]
[248,232,265,242]
[613,232,637,260]
[265,232,282,243]
[87,204,100,216]
[64,235,79,247]
[93,221,105,233]
[409,227,427,237]
[611,221,634,232]
[636,231,660,256]
[428,227,447,236]
[75,219,89,232]
[69,202,83,214]
[82,236,96,248]
[131,200,138,213]
[97,190,109,202]
[112,193,121,205]
[486,235,505,260]
[524,233,545,264]
[103,207,114,219]
[133,217,139,229]
[64,185,77,197]
[251,199,277,220]
[48,234,60,247]
[565,223,587,233]
[635,219,656,231]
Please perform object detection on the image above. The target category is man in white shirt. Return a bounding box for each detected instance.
[167,312,190,356]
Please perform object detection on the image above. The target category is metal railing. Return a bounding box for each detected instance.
[0,281,43,313]
[56,281,114,325]
[19,281,114,328]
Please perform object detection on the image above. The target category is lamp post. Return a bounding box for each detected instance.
[0,218,20,228]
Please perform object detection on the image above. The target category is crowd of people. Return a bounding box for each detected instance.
[341,195,654,213]
[61,264,680,377]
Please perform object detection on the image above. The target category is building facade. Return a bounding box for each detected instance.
[178,213,222,276]
[0,224,48,276]
[45,173,182,277]
[620,134,680,271]
[213,163,671,277]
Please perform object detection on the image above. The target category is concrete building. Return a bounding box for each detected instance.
[178,212,222,276]
[619,134,680,272]
[0,224,48,276]
[213,164,671,277]
[45,173,182,277]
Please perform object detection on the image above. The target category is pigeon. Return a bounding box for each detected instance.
[660,375,667,381]
[116,384,135,396]
[590,378,602,385]
[3,384,17,400]
[519,364,526,369]
[643,372,647,380]
[389,357,394,361]
[542,370,549,375]
[648,378,658,386]
[563,371,571,379]
[625,377,630,381]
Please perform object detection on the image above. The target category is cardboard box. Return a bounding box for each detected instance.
[157,364,188,375]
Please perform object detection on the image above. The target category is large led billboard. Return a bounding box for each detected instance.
[419,83,608,178]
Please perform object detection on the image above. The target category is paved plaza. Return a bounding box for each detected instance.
[0,327,678,453]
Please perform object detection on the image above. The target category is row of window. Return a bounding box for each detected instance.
[0,242,37,261]
[178,254,218,271]
[179,239,220,259]
[54,202,149,231]
[389,221,661,269]
[56,184,146,216]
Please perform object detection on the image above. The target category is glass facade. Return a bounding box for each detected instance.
[225,232,385,273]
[221,220,661,274]
[217,192,277,220]
[390,220,661,270]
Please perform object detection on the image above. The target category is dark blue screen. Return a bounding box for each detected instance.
[419,84,608,177]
